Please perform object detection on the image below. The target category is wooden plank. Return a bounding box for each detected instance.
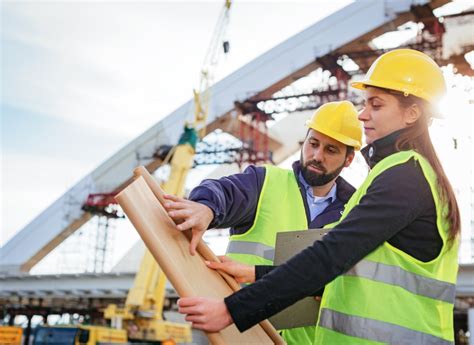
[116,175,284,345]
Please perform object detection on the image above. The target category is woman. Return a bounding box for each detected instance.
[178,49,460,344]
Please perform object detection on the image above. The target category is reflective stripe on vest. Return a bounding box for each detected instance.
[226,165,307,265]
[226,240,275,261]
[225,165,310,345]
[319,309,453,345]
[315,151,458,344]
[345,259,456,303]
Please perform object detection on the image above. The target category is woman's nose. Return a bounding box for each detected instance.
[358,107,369,121]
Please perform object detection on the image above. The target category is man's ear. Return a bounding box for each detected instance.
[405,103,421,126]
[344,151,355,167]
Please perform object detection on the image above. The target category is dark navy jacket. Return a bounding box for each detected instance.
[189,161,356,234]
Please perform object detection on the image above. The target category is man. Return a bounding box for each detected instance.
[164,100,362,344]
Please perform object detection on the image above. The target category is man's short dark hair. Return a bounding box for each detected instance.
[345,146,354,157]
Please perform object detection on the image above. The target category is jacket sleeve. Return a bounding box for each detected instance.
[188,165,266,229]
[256,265,324,297]
[255,265,274,280]
[224,159,435,332]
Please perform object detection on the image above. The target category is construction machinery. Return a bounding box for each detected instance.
[32,325,127,345]
[0,326,23,345]
[102,1,233,344]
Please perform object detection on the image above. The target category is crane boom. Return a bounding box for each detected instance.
[194,0,232,134]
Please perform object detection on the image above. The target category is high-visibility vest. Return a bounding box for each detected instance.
[226,165,314,344]
[226,164,307,265]
[315,150,459,345]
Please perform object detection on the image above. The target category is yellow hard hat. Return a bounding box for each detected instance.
[351,49,446,104]
[305,101,362,150]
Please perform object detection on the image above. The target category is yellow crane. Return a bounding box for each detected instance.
[104,1,232,344]
[165,0,232,195]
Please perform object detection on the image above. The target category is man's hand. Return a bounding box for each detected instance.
[178,297,233,332]
[163,194,214,256]
[206,256,256,284]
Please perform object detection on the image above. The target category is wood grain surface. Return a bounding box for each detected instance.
[116,171,284,345]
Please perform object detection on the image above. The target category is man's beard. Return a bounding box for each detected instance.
[300,153,345,187]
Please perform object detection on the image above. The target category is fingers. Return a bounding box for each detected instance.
[189,322,207,331]
[164,201,189,211]
[189,229,203,256]
[176,218,196,231]
[177,298,206,321]
[184,315,206,323]
[205,260,223,270]
[178,298,232,333]
[177,297,200,308]
[163,194,186,202]
[217,255,232,263]
[168,209,192,219]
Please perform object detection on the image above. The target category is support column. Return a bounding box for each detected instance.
[23,314,32,345]
[469,308,474,345]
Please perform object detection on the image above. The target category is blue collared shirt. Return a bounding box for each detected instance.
[298,172,337,221]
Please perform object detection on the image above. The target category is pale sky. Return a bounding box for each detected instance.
[2,1,473,271]
[1,1,353,247]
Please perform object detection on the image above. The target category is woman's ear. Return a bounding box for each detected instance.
[404,103,421,126]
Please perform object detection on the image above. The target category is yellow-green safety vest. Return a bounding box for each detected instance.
[314,150,459,345]
[226,165,315,344]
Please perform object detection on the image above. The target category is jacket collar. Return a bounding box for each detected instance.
[361,129,406,169]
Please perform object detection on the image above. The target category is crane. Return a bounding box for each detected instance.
[164,0,232,196]
[194,0,232,135]
[103,1,233,344]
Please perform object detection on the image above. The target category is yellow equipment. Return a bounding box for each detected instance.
[305,100,362,150]
[103,1,233,344]
[351,48,446,105]
[76,326,127,345]
[32,325,126,345]
[0,326,22,345]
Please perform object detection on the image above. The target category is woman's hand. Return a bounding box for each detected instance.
[178,297,233,332]
[206,256,256,284]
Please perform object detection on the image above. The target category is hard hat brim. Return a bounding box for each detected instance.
[350,81,367,90]
[351,80,384,91]
[307,125,361,151]
[351,80,443,119]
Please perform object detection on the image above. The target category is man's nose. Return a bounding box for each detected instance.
[312,147,324,162]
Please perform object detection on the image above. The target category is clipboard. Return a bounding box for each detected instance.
[268,228,329,330]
